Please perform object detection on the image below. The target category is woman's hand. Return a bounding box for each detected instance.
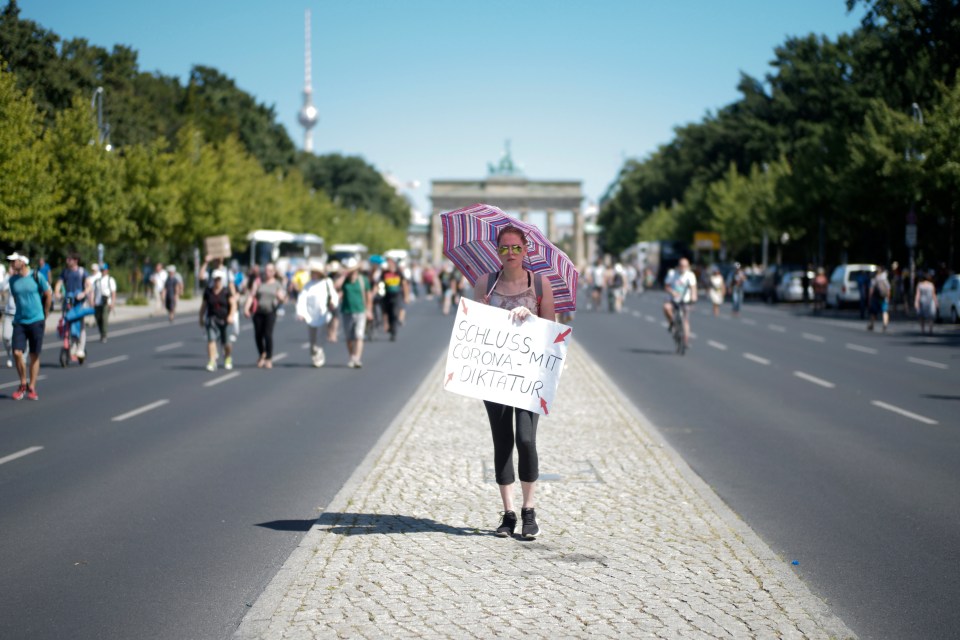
[509,306,532,323]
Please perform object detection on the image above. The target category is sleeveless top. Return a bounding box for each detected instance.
[255,280,282,314]
[485,271,539,316]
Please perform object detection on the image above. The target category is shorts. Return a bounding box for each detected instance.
[342,312,367,341]
[206,319,229,345]
[12,321,45,355]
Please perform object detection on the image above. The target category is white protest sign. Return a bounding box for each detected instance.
[443,298,572,416]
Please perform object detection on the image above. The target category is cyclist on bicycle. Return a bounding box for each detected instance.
[662,257,697,347]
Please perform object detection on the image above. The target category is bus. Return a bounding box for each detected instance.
[328,243,369,265]
[246,230,325,275]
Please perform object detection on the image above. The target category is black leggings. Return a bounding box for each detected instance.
[484,401,539,485]
[252,311,277,358]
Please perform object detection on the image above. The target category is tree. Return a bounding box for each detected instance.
[0,60,60,248]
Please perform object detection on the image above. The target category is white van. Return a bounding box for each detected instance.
[827,264,878,308]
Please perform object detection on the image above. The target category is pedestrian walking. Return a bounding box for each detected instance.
[914,272,938,335]
[150,262,167,313]
[708,267,726,317]
[244,262,286,368]
[812,267,828,314]
[472,225,556,540]
[334,258,373,368]
[295,261,338,367]
[324,261,342,343]
[161,265,183,322]
[92,263,116,342]
[380,257,409,341]
[1,265,17,368]
[5,253,52,400]
[200,269,236,372]
[867,266,891,332]
[729,263,745,316]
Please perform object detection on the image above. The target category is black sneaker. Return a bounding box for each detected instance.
[520,507,540,539]
[495,510,517,537]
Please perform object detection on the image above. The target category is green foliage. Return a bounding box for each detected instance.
[602,0,960,268]
[0,0,412,268]
[0,60,60,248]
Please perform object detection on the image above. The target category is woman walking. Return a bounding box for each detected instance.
[708,267,725,317]
[244,262,286,368]
[914,272,938,335]
[473,225,555,539]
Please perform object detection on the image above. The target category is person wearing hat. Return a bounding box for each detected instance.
[92,263,117,342]
[324,261,343,343]
[199,269,236,371]
[6,252,52,400]
[333,257,373,368]
[295,260,338,367]
[162,264,183,323]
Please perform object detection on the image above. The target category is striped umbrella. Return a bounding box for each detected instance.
[440,203,579,312]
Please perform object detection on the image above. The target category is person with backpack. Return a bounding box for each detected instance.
[473,225,556,540]
[867,266,891,332]
[54,253,91,360]
[5,252,52,400]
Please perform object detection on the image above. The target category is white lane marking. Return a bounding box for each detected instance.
[906,356,948,370]
[846,343,878,355]
[794,371,836,388]
[631,310,641,318]
[645,315,657,323]
[0,375,46,390]
[660,321,669,328]
[204,372,241,387]
[743,353,771,365]
[87,355,130,369]
[0,446,43,466]
[109,317,194,337]
[689,332,698,340]
[871,401,938,425]
[111,399,170,422]
[155,341,184,352]
[741,318,757,326]
[802,333,826,343]
[768,324,787,332]
[300,342,311,349]
[707,340,727,351]
[272,352,289,363]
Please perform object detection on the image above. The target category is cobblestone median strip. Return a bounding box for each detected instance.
[236,342,855,640]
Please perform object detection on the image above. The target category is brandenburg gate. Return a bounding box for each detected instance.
[428,146,587,268]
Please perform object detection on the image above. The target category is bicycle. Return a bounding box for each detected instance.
[670,301,687,355]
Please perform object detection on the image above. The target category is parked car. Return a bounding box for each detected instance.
[742,273,764,299]
[776,270,814,302]
[761,263,805,302]
[827,263,878,309]
[937,274,960,323]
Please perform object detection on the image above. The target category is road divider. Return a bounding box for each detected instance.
[0,446,43,467]
[793,371,836,388]
[111,399,170,422]
[906,356,948,370]
[870,400,938,425]
[204,372,241,387]
[743,353,771,365]
[87,355,130,369]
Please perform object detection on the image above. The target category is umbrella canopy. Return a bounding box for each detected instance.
[440,203,579,312]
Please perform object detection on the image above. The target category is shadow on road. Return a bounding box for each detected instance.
[256,513,485,536]
[623,347,676,356]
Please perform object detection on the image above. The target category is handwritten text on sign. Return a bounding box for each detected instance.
[443,298,572,416]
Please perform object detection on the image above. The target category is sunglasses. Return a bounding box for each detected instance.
[498,244,524,256]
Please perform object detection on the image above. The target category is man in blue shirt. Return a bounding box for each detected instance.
[6,253,52,401]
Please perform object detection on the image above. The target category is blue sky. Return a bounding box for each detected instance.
[21,1,864,220]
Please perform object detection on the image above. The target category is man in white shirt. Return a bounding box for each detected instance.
[93,263,116,342]
[662,258,698,348]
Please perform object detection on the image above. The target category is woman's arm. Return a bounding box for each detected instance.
[537,274,556,321]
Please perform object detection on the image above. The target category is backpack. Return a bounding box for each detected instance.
[612,272,624,288]
[875,276,890,298]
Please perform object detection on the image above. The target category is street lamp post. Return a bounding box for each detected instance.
[907,103,924,304]
[91,86,111,150]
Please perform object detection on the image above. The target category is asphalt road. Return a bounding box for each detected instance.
[0,299,452,640]
[573,291,960,640]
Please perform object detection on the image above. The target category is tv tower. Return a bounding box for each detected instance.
[297,8,319,152]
